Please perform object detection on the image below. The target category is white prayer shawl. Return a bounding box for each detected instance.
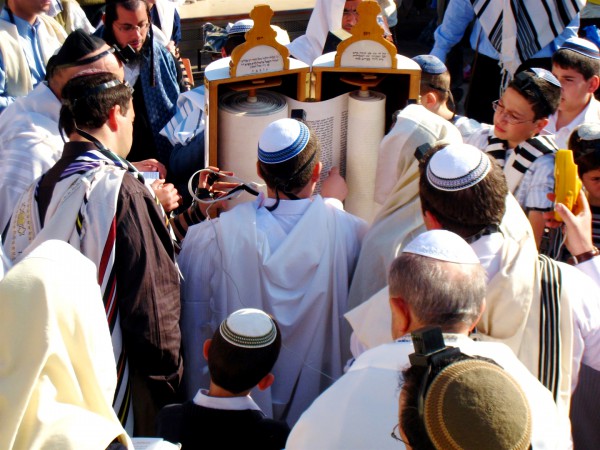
[287,334,571,450]
[0,82,63,234]
[0,15,65,98]
[345,194,576,412]
[286,0,345,65]
[57,0,95,33]
[159,84,205,146]
[153,0,176,45]
[471,0,585,78]
[546,95,600,149]
[0,240,132,450]
[347,105,462,310]
[462,123,557,198]
[180,195,364,426]
[3,151,141,433]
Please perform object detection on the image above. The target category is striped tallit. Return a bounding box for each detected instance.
[3,148,163,434]
[485,133,557,193]
[471,0,585,77]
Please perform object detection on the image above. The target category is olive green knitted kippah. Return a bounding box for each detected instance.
[424,359,532,450]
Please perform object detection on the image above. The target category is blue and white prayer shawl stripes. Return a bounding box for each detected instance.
[560,36,600,60]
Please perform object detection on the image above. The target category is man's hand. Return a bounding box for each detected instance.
[543,191,594,256]
[321,167,348,202]
[152,179,181,213]
[196,166,237,216]
[132,159,167,179]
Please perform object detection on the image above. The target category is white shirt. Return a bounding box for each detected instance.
[546,96,600,149]
[179,194,366,426]
[287,334,571,450]
[192,389,261,411]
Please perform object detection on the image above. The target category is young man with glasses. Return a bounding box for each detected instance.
[99,0,184,171]
[461,68,561,250]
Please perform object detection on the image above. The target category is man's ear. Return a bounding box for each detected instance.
[469,299,486,333]
[203,339,212,361]
[423,210,443,230]
[421,92,439,112]
[107,105,121,131]
[257,373,275,391]
[533,117,549,135]
[311,161,322,182]
[389,296,411,339]
[588,75,600,94]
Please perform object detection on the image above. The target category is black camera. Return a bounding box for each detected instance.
[408,326,460,368]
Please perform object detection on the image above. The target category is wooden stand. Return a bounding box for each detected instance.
[204,1,421,166]
[204,4,310,168]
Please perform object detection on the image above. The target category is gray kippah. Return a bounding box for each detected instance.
[426,144,491,191]
[219,308,277,349]
[424,359,532,450]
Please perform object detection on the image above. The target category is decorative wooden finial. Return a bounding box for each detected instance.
[229,4,290,77]
[334,0,397,68]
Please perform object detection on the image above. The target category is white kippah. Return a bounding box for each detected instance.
[427,144,491,191]
[258,118,310,164]
[403,230,480,264]
[227,19,254,35]
[219,308,277,349]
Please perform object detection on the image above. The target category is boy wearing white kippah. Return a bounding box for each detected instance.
[548,37,600,148]
[157,309,289,449]
[179,118,367,426]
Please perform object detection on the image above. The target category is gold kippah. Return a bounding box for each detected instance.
[424,359,532,450]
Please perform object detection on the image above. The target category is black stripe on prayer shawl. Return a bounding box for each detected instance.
[513,160,529,173]
[539,1,560,36]
[114,349,127,406]
[538,254,562,401]
[104,265,118,333]
[558,0,577,27]
[473,0,493,18]
[490,17,503,52]
[513,0,542,62]
[487,149,507,161]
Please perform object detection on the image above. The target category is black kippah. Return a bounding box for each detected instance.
[47,30,107,76]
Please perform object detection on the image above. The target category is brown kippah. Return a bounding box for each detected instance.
[424,359,532,450]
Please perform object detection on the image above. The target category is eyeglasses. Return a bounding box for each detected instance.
[391,424,409,444]
[492,100,536,125]
[115,22,150,33]
[343,8,359,18]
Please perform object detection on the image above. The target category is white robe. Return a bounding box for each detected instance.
[347,104,462,310]
[0,240,132,450]
[345,195,600,409]
[286,0,345,65]
[286,334,571,450]
[0,82,63,234]
[178,195,366,426]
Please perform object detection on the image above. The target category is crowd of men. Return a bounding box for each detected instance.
[1,0,600,449]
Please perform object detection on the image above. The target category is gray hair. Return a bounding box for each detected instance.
[388,253,486,331]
